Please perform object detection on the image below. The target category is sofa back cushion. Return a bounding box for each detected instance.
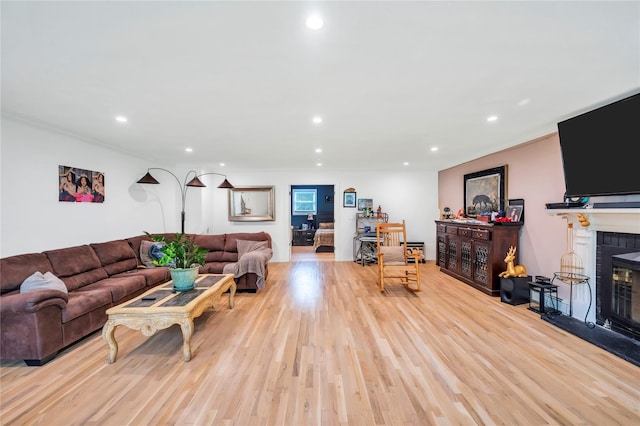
[44,245,108,291]
[193,234,226,263]
[0,253,54,294]
[125,235,150,265]
[90,240,138,275]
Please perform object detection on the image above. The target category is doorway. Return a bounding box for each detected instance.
[290,184,335,261]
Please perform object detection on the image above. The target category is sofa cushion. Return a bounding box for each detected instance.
[1,253,54,294]
[44,245,109,291]
[199,262,228,274]
[20,271,68,294]
[193,234,225,263]
[60,269,110,292]
[45,245,102,277]
[125,235,150,265]
[90,240,138,275]
[77,276,146,304]
[193,234,225,251]
[62,289,112,323]
[112,268,170,287]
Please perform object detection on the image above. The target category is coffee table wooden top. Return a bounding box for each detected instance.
[103,273,235,363]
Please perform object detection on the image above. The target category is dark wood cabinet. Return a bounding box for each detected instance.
[436,220,521,296]
[293,229,316,246]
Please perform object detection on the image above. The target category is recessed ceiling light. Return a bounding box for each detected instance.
[315,148,322,153]
[115,115,127,123]
[403,162,410,166]
[219,162,225,167]
[430,147,438,152]
[306,15,324,30]
[487,115,498,122]
[316,162,322,167]
[312,116,323,124]
[185,148,193,153]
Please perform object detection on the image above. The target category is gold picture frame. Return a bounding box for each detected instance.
[228,186,275,222]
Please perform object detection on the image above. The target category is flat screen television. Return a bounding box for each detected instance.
[557,92,640,198]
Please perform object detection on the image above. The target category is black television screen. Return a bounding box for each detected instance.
[557,92,640,198]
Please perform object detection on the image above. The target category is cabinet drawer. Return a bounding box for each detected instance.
[472,230,490,240]
[437,224,447,233]
[459,228,472,237]
[446,226,458,235]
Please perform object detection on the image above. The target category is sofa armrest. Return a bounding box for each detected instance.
[1,290,68,314]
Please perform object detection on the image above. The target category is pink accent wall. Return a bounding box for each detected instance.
[438,133,569,277]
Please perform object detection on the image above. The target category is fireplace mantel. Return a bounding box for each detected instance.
[546,208,640,234]
[546,208,640,323]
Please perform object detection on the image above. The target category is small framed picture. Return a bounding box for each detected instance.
[506,205,523,223]
[343,192,356,208]
[506,198,525,224]
[357,198,373,211]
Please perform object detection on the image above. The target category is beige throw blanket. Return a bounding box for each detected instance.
[223,247,273,290]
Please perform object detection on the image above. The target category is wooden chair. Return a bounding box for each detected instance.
[376,220,421,292]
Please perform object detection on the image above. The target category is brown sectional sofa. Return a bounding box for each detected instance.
[0,232,272,366]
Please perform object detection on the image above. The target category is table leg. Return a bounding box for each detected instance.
[102,320,118,363]
[228,280,236,309]
[179,318,194,362]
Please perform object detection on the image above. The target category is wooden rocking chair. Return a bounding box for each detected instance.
[376,220,421,292]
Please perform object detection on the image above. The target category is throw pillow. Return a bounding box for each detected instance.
[140,240,165,268]
[20,271,68,294]
[236,240,269,259]
[319,222,334,229]
[140,240,154,268]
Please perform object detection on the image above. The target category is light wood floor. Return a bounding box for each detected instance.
[1,261,639,425]
[291,246,335,262]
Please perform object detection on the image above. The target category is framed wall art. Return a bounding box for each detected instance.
[357,198,373,211]
[506,198,525,224]
[59,165,105,203]
[463,165,507,217]
[228,186,275,221]
[343,191,356,208]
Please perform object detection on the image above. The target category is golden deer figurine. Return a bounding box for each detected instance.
[498,246,528,278]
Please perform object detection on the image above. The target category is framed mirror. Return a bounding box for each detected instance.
[228,186,275,221]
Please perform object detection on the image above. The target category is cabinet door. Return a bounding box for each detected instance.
[437,233,447,267]
[459,237,473,280]
[472,240,491,286]
[446,234,460,274]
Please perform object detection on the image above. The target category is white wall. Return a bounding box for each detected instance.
[1,117,439,262]
[186,169,439,262]
[0,117,177,256]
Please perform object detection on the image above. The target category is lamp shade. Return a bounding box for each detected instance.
[307,214,314,220]
[217,178,234,189]
[137,172,160,184]
[186,176,206,187]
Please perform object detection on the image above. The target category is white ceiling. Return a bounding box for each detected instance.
[2,1,639,172]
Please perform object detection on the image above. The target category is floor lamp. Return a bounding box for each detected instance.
[137,168,234,233]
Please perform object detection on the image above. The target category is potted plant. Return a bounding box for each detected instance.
[144,232,208,291]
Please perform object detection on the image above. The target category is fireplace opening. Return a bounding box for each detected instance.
[597,232,640,341]
[611,252,640,339]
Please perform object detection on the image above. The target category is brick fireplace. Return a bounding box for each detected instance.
[549,208,640,340]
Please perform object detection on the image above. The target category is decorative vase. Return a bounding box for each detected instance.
[169,266,199,291]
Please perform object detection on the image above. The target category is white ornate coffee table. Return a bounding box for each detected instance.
[102,274,235,363]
